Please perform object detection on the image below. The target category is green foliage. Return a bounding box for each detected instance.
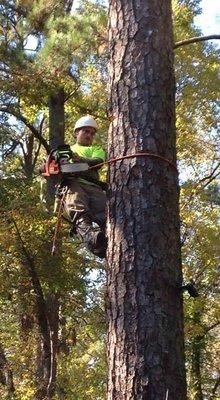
[181,187,220,399]
[173,2,220,397]
[0,176,105,399]
[56,277,106,399]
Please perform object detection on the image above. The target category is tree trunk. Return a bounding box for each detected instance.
[47,88,65,202]
[46,293,60,397]
[35,88,65,398]
[35,294,59,400]
[190,311,204,400]
[191,336,203,400]
[107,1,187,399]
[0,343,15,398]
[49,88,65,148]
[22,133,34,179]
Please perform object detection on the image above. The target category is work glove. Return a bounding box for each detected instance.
[71,153,82,163]
[72,154,103,168]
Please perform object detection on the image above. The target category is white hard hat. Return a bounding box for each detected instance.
[74,116,98,132]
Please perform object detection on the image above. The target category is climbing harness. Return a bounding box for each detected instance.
[40,145,89,255]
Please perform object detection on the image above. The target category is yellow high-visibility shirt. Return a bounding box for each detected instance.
[71,143,106,187]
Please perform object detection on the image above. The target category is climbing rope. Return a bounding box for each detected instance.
[88,152,178,172]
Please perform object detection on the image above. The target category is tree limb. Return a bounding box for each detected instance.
[201,170,220,190]
[174,35,220,49]
[33,140,42,171]
[204,321,220,335]
[2,139,20,158]
[199,163,220,184]
[0,107,50,153]
[196,163,220,191]
[11,216,51,343]
[181,162,220,214]
[211,376,220,398]
[11,216,59,397]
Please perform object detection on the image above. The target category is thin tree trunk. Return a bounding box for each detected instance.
[49,88,65,148]
[45,87,65,395]
[35,294,59,399]
[35,87,65,398]
[11,218,52,400]
[0,343,15,398]
[107,1,187,399]
[191,336,204,400]
[191,311,204,400]
[21,133,34,179]
[46,88,65,203]
[46,293,60,397]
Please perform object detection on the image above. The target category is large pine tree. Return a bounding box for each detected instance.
[107,1,187,398]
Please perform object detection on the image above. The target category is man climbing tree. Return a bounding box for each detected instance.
[107,1,187,399]
[40,115,107,258]
[64,116,107,258]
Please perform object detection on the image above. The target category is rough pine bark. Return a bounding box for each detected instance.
[107,1,187,399]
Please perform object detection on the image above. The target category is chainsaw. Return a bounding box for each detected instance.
[41,144,89,177]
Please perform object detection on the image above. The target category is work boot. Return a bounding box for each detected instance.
[75,214,107,258]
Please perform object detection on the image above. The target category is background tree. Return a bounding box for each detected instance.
[0,0,108,398]
[173,3,220,398]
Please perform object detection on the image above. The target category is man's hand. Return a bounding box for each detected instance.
[72,153,103,168]
[71,153,83,163]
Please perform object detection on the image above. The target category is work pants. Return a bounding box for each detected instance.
[63,179,106,227]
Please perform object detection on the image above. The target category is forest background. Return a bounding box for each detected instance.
[0,0,219,399]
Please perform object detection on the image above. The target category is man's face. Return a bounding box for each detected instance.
[75,126,96,146]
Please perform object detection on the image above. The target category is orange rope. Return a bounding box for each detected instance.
[89,152,178,172]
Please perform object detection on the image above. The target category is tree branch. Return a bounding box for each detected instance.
[181,162,220,214]
[11,216,58,398]
[11,216,51,343]
[201,170,220,190]
[211,376,220,398]
[33,140,42,171]
[2,139,20,158]
[195,163,220,190]
[65,0,74,13]
[0,107,50,153]
[198,163,220,184]
[204,321,220,335]
[174,35,220,49]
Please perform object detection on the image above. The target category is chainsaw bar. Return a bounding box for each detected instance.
[60,163,89,174]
